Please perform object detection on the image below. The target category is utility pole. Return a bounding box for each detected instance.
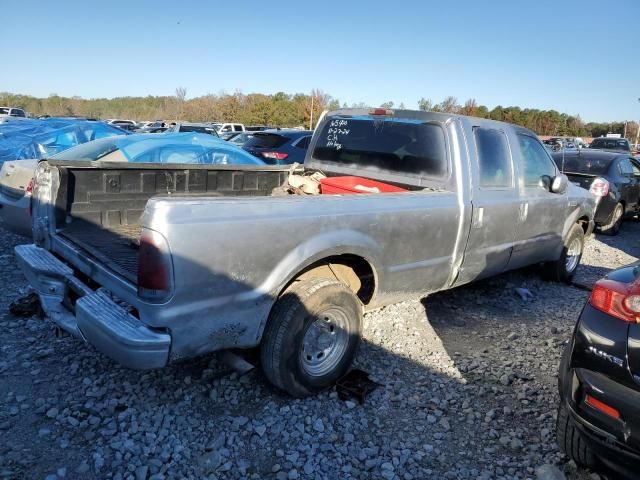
[636,98,640,148]
[309,95,314,130]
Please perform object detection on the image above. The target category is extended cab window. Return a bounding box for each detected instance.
[312,117,448,180]
[474,127,512,188]
[517,134,557,186]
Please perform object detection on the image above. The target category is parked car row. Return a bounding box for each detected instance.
[0,128,265,236]
[553,149,640,235]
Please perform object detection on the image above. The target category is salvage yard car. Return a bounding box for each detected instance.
[15,108,595,397]
[553,150,640,235]
[557,262,640,479]
[1,133,263,236]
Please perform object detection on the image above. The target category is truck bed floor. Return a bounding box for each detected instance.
[60,222,141,282]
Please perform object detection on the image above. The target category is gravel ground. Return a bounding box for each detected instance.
[1,221,639,480]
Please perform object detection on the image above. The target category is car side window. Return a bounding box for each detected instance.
[631,160,640,176]
[517,134,557,186]
[618,158,634,176]
[474,127,513,188]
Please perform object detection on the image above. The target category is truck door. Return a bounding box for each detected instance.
[455,126,520,285]
[508,133,567,269]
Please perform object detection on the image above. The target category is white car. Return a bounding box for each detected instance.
[210,122,245,134]
[105,119,137,131]
[0,107,28,124]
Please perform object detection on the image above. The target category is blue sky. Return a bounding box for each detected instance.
[2,0,638,122]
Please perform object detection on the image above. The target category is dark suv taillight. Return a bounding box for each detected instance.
[138,228,173,302]
[590,278,640,323]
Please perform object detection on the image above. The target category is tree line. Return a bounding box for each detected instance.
[0,90,635,139]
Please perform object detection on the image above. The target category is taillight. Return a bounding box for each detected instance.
[26,177,34,216]
[25,177,34,196]
[589,278,640,323]
[261,152,289,161]
[138,228,173,302]
[589,177,609,197]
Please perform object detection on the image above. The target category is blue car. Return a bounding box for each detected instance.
[242,129,313,165]
[50,132,266,165]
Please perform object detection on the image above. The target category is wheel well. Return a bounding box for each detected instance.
[285,255,376,305]
[576,216,590,234]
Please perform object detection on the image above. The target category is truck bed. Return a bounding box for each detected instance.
[60,222,141,281]
[50,163,292,283]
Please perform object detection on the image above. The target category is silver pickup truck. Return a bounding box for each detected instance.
[16,109,595,397]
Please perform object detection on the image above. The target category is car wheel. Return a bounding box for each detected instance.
[600,203,624,236]
[260,277,362,397]
[541,223,584,283]
[556,402,599,468]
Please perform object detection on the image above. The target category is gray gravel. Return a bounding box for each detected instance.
[1,221,639,480]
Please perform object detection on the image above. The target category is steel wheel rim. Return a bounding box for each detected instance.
[565,237,582,273]
[300,308,350,377]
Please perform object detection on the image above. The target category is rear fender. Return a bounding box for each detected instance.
[253,229,382,339]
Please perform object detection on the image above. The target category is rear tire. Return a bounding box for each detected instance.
[541,223,584,283]
[556,402,599,468]
[260,277,362,397]
[600,202,624,236]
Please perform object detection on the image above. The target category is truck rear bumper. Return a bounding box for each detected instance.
[14,244,170,369]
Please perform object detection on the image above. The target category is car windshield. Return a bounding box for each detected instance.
[312,116,448,179]
[50,136,122,161]
[179,125,219,136]
[553,155,613,174]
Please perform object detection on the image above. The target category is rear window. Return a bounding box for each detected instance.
[591,138,630,151]
[244,133,288,149]
[312,117,448,179]
[553,155,613,175]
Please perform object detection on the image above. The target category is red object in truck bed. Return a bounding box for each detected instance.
[320,176,408,194]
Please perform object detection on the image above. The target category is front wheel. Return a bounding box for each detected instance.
[541,223,584,283]
[260,277,362,397]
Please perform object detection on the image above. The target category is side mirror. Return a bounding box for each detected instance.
[551,173,568,194]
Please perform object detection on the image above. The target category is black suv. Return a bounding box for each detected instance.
[590,137,631,153]
[557,263,640,479]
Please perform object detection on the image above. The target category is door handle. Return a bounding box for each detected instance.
[519,202,528,222]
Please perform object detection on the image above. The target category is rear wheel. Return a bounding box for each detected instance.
[541,223,584,283]
[600,202,624,236]
[260,277,362,397]
[556,402,599,468]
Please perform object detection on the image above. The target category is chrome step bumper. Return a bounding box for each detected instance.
[14,244,170,369]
